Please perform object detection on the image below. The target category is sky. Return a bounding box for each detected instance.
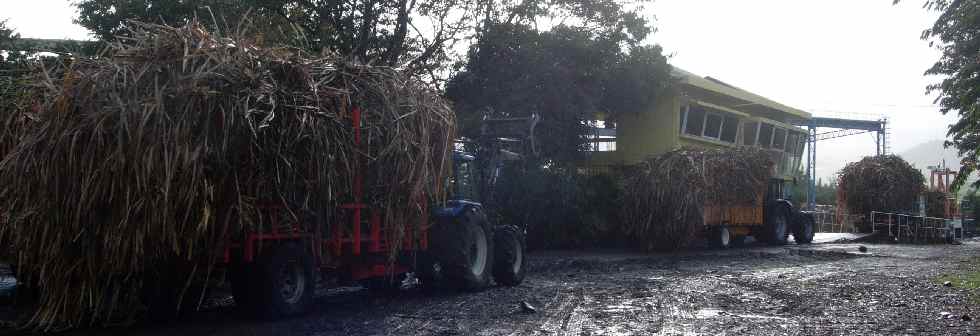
[0,0,959,181]
[647,0,957,181]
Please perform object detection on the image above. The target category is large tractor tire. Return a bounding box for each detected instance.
[492,225,527,286]
[763,205,790,245]
[429,208,494,291]
[708,225,733,249]
[793,213,816,244]
[233,242,315,318]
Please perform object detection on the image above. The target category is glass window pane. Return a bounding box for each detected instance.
[721,116,739,143]
[773,128,787,150]
[679,106,687,132]
[685,106,705,136]
[704,114,722,138]
[758,124,774,148]
[742,122,758,146]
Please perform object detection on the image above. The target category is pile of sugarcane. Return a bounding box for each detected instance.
[0,21,454,330]
[924,190,948,218]
[838,155,924,217]
[621,147,773,251]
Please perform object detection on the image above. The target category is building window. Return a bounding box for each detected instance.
[584,120,616,152]
[721,115,739,143]
[704,113,723,139]
[773,128,787,150]
[742,122,758,146]
[684,106,706,136]
[758,123,774,148]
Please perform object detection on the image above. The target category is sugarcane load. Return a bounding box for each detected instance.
[0,21,531,331]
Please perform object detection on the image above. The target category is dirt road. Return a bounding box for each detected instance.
[63,237,980,335]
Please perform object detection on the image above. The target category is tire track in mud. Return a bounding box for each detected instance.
[526,278,666,336]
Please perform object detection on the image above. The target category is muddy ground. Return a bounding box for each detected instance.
[34,237,980,335]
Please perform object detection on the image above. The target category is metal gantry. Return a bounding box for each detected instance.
[796,117,888,210]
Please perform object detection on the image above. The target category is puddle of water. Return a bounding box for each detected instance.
[695,308,724,318]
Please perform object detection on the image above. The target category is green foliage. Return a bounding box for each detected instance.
[906,1,980,190]
[961,188,980,217]
[446,20,671,166]
[935,257,980,304]
[0,19,23,65]
[789,173,838,206]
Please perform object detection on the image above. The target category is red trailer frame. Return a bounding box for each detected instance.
[219,107,429,282]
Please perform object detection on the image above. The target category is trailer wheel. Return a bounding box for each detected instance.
[250,242,314,318]
[709,225,732,249]
[793,213,815,244]
[430,208,494,291]
[764,206,789,245]
[492,225,526,286]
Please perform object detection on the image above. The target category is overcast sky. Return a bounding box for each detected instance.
[0,0,958,181]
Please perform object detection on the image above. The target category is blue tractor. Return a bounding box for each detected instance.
[420,114,539,290]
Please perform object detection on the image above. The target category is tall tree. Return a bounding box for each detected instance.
[74,0,484,84]
[0,19,23,65]
[446,14,671,166]
[908,0,980,189]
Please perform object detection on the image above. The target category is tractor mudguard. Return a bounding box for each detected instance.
[434,200,484,218]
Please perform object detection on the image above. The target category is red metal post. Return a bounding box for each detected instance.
[370,211,381,252]
[352,106,363,255]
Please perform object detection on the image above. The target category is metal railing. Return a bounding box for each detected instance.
[811,209,861,233]
[870,211,961,244]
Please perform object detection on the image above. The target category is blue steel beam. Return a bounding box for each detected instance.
[793,117,887,210]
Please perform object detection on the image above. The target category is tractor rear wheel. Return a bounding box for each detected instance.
[764,206,790,245]
[492,225,526,286]
[430,208,494,291]
[793,213,815,244]
[239,242,314,319]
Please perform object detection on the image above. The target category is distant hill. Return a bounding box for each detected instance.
[898,139,960,174]
[897,139,980,196]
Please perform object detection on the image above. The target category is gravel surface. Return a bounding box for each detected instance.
[18,237,980,335]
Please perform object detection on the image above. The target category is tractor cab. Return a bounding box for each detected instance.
[434,151,482,218]
[450,151,479,203]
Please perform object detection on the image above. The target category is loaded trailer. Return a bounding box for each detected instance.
[703,178,815,248]
[215,109,532,318]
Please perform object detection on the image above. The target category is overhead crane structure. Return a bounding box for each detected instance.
[793,117,890,211]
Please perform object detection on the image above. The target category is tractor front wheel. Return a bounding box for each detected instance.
[492,225,527,286]
[764,206,790,246]
[793,213,816,244]
[430,209,494,291]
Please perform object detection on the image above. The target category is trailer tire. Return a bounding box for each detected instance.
[793,213,815,244]
[764,205,790,245]
[250,242,315,319]
[709,225,733,249]
[430,208,494,291]
[492,225,526,286]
